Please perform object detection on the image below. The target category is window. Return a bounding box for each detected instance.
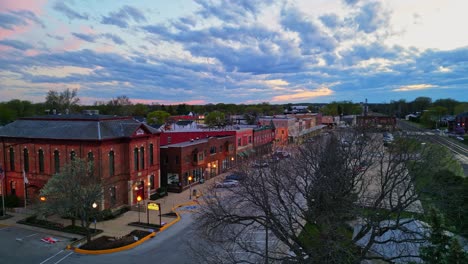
[54,150,60,174]
[150,174,155,189]
[109,151,115,176]
[38,149,44,173]
[238,138,241,146]
[110,186,116,206]
[140,147,145,170]
[175,155,179,164]
[87,152,94,162]
[149,144,154,165]
[134,148,139,171]
[210,146,216,155]
[248,136,252,143]
[168,137,172,144]
[198,152,204,161]
[9,147,14,171]
[219,145,223,152]
[23,148,29,172]
[70,151,76,161]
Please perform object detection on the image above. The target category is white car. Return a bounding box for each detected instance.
[456,136,464,141]
[215,179,239,188]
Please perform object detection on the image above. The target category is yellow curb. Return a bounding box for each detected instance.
[73,232,156,255]
[70,199,202,254]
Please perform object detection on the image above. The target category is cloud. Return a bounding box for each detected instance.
[101,5,146,28]
[393,84,437,92]
[53,1,88,20]
[354,2,391,33]
[72,32,96,43]
[0,10,44,29]
[0,39,33,50]
[101,33,126,45]
[195,0,267,23]
[272,87,334,102]
[343,0,359,6]
[320,14,340,29]
[280,7,337,54]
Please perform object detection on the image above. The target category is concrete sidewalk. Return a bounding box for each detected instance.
[0,171,228,239]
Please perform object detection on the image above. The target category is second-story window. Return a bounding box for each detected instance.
[70,151,76,161]
[38,149,44,173]
[237,138,241,146]
[109,151,115,176]
[140,147,145,170]
[9,147,15,171]
[149,144,154,165]
[23,148,29,172]
[54,150,60,174]
[134,148,139,171]
[248,136,252,143]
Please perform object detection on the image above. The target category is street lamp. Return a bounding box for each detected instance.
[40,196,46,202]
[188,176,193,200]
[137,195,142,223]
[92,202,97,232]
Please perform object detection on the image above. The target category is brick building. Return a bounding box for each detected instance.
[160,135,236,192]
[0,114,160,209]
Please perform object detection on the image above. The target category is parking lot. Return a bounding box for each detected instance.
[0,225,75,263]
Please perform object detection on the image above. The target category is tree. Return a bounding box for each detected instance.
[420,106,448,128]
[107,95,132,116]
[132,103,149,117]
[39,158,102,242]
[205,111,225,127]
[454,103,468,115]
[193,130,438,263]
[147,110,170,125]
[45,88,80,114]
[420,208,468,264]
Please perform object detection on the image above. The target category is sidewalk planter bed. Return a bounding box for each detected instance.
[78,230,153,251]
[18,215,102,236]
[128,221,162,230]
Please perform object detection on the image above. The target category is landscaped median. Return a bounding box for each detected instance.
[69,200,200,254]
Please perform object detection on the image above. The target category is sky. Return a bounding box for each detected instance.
[0,0,467,105]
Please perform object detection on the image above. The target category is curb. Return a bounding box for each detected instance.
[70,200,200,254]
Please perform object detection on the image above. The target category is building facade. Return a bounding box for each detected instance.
[160,136,236,192]
[0,114,160,209]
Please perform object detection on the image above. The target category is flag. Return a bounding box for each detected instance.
[23,169,29,184]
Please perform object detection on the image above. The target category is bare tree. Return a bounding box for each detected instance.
[45,88,80,114]
[192,130,446,263]
[39,158,102,242]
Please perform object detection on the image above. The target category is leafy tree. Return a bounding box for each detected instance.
[433,98,458,115]
[0,103,17,125]
[147,110,170,125]
[204,111,225,127]
[454,103,468,115]
[45,88,80,114]
[420,106,448,128]
[39,158,102,242]
[132,103,149,117]
[411,97,432,113]
[176,104,188,115]
[420,208,468,264]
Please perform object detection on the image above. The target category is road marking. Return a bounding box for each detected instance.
[16,233,38,241]
[39,250,64,264]
[53,251,74,264]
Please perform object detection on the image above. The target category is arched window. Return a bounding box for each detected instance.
[9,147,15,171]
[70,150,76,161]
[54,150,60,174]
[149,144,154,165]
[87,152,94,162]
[38,149,44,173]
[109,151,115,176]
[140,147,145,170]
[23,148,29,172]
[134,148,139,171]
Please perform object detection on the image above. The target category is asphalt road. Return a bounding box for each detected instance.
[0,225,74,264]
[58,208,198,264]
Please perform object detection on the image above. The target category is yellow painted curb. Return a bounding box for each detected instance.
[73,232,156,255]
[70,200,201,254]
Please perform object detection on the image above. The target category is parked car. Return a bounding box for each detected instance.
[456,136,464,141]
[272,150,291,159]
[252,161,269,168]
[225,173,245,181]
[215,179,239,188]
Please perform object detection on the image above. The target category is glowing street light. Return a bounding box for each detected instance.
[137,195,142,223]
[40,196,46,202]
[188,176,193,200]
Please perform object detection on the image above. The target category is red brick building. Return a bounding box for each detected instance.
[0,114,160,209]
[160,136,236,192]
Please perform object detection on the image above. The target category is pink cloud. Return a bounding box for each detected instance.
[0,0,47,14]
[25,49,40,56]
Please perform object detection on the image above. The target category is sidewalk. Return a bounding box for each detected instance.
[0,171,229,239]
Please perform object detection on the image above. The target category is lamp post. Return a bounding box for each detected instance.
[188,176,193,200]
[92,202,97,232]
[137,195,142,223]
